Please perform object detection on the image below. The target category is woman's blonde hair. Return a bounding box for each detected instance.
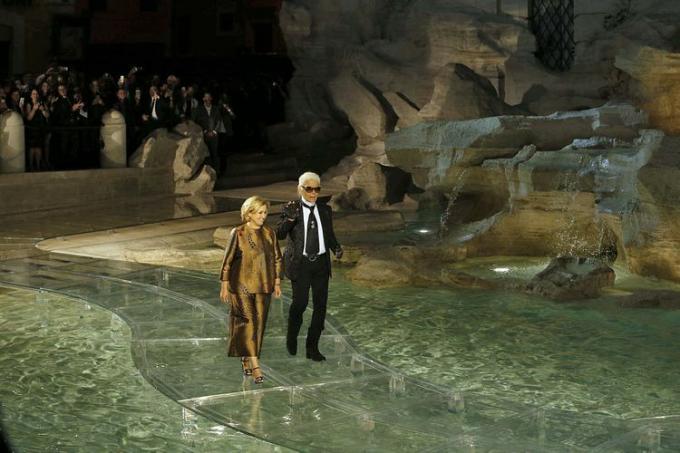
[240,196,270,222]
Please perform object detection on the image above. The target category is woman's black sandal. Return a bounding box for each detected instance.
[252,367,265,384]
[241,358,253,376]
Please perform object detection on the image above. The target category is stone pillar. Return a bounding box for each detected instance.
[100,109,126,168]
[0,111,25,173]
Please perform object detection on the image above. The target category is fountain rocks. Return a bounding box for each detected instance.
[346,248,616,301]
[386,103,647,189]
[278,0,534,204]
[615,44,680,135]
[378,100,680,284]
[328,71,396,146]
[129,121,216,194]
[271,1,680,286]
[417,63,523,122]
[346,245,488,289]
[617,290,680,310]
[347,254,413,288]
[277,0,680,204]
[526,257,616,300]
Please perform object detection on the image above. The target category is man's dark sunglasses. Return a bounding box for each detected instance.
[302,186,321,193]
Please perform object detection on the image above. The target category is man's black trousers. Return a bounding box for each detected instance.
[288,255,329,347]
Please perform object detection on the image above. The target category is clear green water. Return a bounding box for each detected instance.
[0,288,286,452]
[1,254,679,451]
[328,265,680,419]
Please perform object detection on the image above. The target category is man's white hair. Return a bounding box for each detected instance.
[298,171,321,187]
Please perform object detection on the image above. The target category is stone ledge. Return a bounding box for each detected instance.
[0,167,173,215]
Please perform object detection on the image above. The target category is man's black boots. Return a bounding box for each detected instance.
[305,330,326,362]
[286,319,300,356]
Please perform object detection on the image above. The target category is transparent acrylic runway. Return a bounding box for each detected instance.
[0,254,677,452]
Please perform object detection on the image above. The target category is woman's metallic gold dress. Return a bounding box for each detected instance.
[220,224,282,357]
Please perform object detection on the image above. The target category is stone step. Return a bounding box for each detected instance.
[215,170,299,190]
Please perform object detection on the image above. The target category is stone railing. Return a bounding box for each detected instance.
[0,109,127,174]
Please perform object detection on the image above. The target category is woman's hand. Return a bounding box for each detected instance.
[219,281,229,304]
[274,282,282,298]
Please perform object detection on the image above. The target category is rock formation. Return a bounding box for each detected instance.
[615,45,680,135]
[382,101,680,283]
[526,257,616,300]
[617,290,680,310]
[279,0,531,206]
[275,0,680,284]
[129,121,216,194]
[278,0,680,209]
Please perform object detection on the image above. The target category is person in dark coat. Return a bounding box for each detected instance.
[141,85,169,136]
[192,91,225,176]
[276,172,343,361]
[50,83,81,169]
[23,88,50,171]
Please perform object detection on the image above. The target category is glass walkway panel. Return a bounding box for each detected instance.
[0,254,678,451]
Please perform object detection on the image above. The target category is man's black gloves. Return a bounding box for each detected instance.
[282,201,300,222]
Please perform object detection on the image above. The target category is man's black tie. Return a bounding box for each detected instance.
[304,204,319,256]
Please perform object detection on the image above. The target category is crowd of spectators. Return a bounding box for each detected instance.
[1,61,288,175]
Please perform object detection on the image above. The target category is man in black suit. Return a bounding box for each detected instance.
[50,83,81,169]
[142,85,169,135]
[277,172,343,361]
[192,91,225,176]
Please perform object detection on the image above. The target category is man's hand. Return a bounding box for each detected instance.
[334,247,344,260]
[282,201,300,222]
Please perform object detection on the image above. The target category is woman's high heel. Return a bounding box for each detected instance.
[252,367,265,384]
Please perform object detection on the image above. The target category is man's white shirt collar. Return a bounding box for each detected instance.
[300,198,316,207]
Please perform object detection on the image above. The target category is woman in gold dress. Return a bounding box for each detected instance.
[219,196,283,383]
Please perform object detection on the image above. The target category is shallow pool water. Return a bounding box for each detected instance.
[328,266,680,418]
[1,253,679,451]
[0,288,286,452]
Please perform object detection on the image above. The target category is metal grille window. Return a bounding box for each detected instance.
[529,0,575,71]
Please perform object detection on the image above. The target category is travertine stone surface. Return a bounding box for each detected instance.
[328,72,395,146]
[129,121,215,194]
[0,111,25,174]
[526,257,616,300]
[386,103,647,188]
[418,64,522,121]
[379,100,680,282]
[0,168,173,215]
[100,109,126,168]
[615,45,680,135]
